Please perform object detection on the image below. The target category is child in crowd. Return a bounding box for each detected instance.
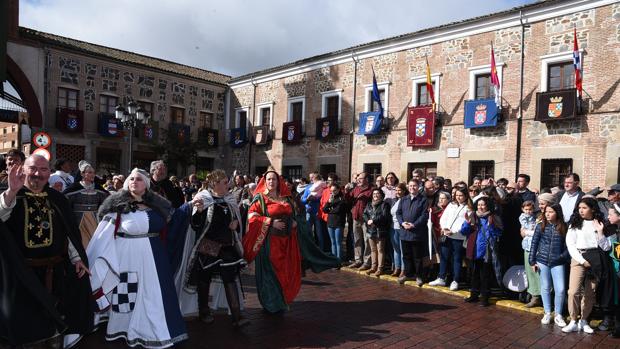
[529,204,569,327]
[520,200,541,308]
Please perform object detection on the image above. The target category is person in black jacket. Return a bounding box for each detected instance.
[323,183,347,260]
[363,189,392,277]
[149,160,185,208]
[396,179,429,286]
[529,204,570,327]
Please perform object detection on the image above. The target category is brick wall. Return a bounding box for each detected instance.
[230,2,619,189]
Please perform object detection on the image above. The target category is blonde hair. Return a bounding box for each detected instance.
[207,169,228,188]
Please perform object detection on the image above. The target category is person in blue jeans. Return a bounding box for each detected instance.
[389,183,407,277]
[323,183,347,259]
[529,204,570,327]
[301,172,323,248]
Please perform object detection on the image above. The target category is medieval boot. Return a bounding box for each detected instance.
[224,281,249,328]
[197,281,214,324]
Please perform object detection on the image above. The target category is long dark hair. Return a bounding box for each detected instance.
[568,197,603,230]
[541,204,568,236]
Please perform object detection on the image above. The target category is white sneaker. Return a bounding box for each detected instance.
[541,313,552,325]
[449,281,459,291]
[428,278,446,286]
[554,315,567,327]
[562,320,579,333]
[580,319,594,334]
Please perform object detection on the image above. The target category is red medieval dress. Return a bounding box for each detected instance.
[243,177,302,313]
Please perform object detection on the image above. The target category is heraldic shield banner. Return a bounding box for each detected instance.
[407,106,435,147]
[98,113,123,137]
[464,98,499,129]
[535,88,577,122]
[137,121,159,142]
[253,125,269,145]
[315,116,337,141]
[282,120,302,144]
[358,111,383,135]
[229,127,247,148]
[57,108,84,133]
[201,128,218,147]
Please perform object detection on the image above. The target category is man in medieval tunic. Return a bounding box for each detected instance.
[63,160,109,249]
[150,160,184,208]
[0,155,93,348]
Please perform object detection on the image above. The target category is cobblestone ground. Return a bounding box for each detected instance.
[80,268,620,349]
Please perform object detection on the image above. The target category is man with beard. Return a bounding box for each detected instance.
[149,160,184,208]
[0,155,92,348]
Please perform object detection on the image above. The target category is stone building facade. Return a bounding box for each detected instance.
[228,0,620,190]
[8,27,229,176]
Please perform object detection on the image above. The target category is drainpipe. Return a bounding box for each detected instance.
[515,11,529,179]
[249,76,256,174]
[348,52,358,181]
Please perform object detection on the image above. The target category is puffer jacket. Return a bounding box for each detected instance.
[363,200,391,239]
[529,222,570,267]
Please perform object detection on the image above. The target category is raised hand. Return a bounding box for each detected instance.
[7,165,25,193]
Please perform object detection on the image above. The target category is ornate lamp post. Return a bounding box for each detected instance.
[115,101,149,171]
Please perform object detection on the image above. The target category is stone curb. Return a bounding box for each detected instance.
[340,266,546,315]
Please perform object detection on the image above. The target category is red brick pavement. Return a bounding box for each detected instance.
[79,268,620,349]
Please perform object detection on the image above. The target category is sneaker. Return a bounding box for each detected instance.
[562,320,579,333]
[541,313,552,325]
[428,278,446,287]
[598,316,613,331]
[449,281,459,291]
[416,278,424,287]
[580,319,594,334]
[347,261,362,268]
[554,314,567,327]
[397,276,414,284]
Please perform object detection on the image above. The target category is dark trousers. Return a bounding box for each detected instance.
[438,237,464,282]
[401,240,425,278]
[470,259,493,298]
[345,211,355,261]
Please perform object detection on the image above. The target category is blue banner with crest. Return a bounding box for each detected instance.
[358,111,383,135]
[464,98,499,129]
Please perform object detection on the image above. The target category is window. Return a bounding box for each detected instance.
[416,82,436,106]
[99,95,118,114]
[363,163,382,184]
[548,62,574,91]
[407,162,437,180]
[170,107,185,124]
[468,64,504,101]
[139,102,154,117]
[11,140,15,147]
[319,164,336,181]
[234,107,250,128]
[540,51,582,92]
[364,83,389,116]
[475,74,494,100]
[287,97,305,132]
[283,165,303,181]
[469,161,495,185]
[58,88,78,109]
[256,103,273,128]
[541,158,573,189]
[411,74,440,108]
[321,90,343,127]
[199,111,214,128]
[11,125,16,133]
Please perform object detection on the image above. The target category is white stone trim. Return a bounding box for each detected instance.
[411,73,441,108]
[287,96,306,133]
[229,0,615,88]
[321,90,343,128]
[364,82,390,116]
[255,102,274,129]
[467,63,505,100]
[539,49,584,92]
[234,106,250,129]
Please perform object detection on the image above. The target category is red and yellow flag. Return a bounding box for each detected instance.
[425,56,435,111]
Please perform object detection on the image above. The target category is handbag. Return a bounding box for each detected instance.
[197,238,223,257]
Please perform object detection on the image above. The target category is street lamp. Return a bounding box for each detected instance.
[115,101,149,172]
